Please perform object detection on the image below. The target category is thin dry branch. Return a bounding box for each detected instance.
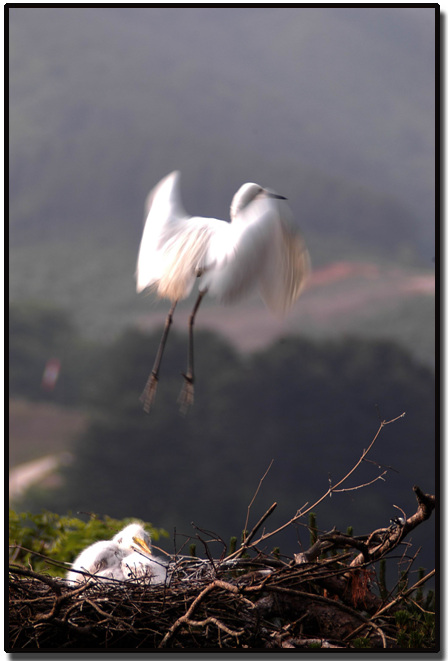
[243,459,274,540]
[9,414,436,651]
[228,414,405,558]
[371,569,436,621]
[158,579,254,648]
[332,470,387,493]
[8,494,435,652]
[350,484,436,568]
[233,503,277,560]
[343,569,436,644]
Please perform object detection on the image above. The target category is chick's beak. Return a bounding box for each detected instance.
[133,536,152,556]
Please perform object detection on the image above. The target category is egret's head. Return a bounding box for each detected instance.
[230,183,287,222]
[113,523,152,556]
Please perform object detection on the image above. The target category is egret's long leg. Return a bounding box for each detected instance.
[140,299,178,413]
[178,289,207,413]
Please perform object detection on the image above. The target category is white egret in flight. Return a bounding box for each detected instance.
[66,522,166,586]
[136,171,310,413]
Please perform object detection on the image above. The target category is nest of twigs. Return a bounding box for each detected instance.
[6,555,403,650]
[9,483,436,651]
[9,419,437,650]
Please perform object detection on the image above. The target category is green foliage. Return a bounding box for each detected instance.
[416,567,425,603]
[398,570,409,593]
[293,511,436,649]
[229,537,237,555]
[9,509,168,578]
[394,606,436,649]
[309,512,318,546]
[379,559,388,601]
[352,637,372,648]
[424,590,435,611]
[394,574,436,649]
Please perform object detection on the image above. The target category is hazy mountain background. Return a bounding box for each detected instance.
[9,7,436,573]
[9,7,435,335]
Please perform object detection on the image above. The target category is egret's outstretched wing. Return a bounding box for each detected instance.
[258,217,310,315]
[203,198,310,313]
[136,171,225,301]
[136,171,189,294]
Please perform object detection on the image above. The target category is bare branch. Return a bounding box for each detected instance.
[243,459,274,540]
[332,471,387,492]
[232,503,277,560]
[159,579,254,648]
[362,457,399,473]
[232,414,406,552]
[350,484,436,568]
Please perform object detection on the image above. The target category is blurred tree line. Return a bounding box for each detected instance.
[10,302,435,564]
[10,301,101,406]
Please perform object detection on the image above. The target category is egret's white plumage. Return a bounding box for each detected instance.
[122,551,168,584]
[136,171,310,412]
[66,538,127,584]
[66,522,165,586]
[137,171,309,311]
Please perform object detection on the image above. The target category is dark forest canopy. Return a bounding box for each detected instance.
[11,303,435,569]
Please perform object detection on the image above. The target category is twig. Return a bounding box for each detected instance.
[9,546,71,571]
[266,582,388,646]
[363,457,399,473]
[179,616,244,641]
[371,569,435,621]
[9,565,64,594]
[235,414,405,551]
[294,532,369,564]
[344,569,435,643]
[158,579,253,647]
[233,503,277,560]
[332,471,387,492]
[350,484,436,568]
[243,459,274,540]
[392,504,406,520]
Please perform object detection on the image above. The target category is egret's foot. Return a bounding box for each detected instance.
[178,374,194,414]
[140,374,158,413]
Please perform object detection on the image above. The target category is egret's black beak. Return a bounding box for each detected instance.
[265,189,287,200]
